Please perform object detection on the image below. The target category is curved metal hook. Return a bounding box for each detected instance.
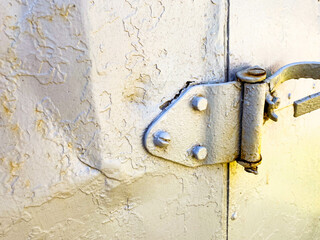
[265,62,320,121]
[266,61,320,93]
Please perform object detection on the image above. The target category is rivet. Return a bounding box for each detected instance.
[192,145,207,160]
[191,96,208,111]
[153,131,171,148]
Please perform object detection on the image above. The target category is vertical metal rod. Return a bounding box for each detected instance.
[238,83,266,174]
[236,67,267,174]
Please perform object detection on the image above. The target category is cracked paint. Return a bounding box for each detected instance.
[0,0,228,239]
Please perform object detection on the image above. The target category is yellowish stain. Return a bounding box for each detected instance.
[11,123,20,134]
[60,9,69,18]
[36,119,44,131]
[25,180,30,188]
[60,170,66,177]
[10,161,22,175]
[57,4,75,19]
[2,102,11,115]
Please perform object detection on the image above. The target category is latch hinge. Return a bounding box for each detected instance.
[143,62,320,174]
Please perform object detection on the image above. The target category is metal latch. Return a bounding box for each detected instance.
[143,62,320,174]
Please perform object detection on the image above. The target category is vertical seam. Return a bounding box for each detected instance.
[225,0,230,83]
[225,0,231,239]
[226,163,230,240]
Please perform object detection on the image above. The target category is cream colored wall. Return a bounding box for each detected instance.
[2,0,320,239]
[229,80,320,240]
[0,0,229,239]
[229,1,320,239]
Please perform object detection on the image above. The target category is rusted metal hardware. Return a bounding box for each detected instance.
[236,67,266,83]
[236,67,267,175]
[143,62,320,174]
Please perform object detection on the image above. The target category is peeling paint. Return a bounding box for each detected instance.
[0,0,228,239]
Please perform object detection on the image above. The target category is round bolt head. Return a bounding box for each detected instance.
[191,96,208,111]
[247,67,266,76]
[236,66,266,83]
[192,145,207,160]
[153,131,171,148]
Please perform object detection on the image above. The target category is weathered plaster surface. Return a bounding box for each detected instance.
[0,0,228,239]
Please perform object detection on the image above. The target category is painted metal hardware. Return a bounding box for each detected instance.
[191,96,208,111]
[294,92,320,117]
[143,62,320,173]
[153,130,171,148]
[192,145,208,161]
[236,67,267,174]
[144,82,242,167]
[265,62,320,121]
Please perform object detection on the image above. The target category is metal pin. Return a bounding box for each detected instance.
[192,145,207,160]
[191,96,208,111]
[237,66,267,174]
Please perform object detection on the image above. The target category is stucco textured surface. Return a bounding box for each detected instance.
[2,0,320,239]
[0,0,228,239]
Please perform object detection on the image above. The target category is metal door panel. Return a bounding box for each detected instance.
[229,1,320,239]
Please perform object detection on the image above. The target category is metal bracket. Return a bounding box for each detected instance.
[143,62,320,172]
[144,82,241,167]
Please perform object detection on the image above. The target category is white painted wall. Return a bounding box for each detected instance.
[0,0,228,239]
[1,0,320,239]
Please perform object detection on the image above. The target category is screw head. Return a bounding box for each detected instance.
[191,96,208,111]
[236,66,266,83]
[247,67,266,76]
[153,131,171,148]
[192,145,207,160]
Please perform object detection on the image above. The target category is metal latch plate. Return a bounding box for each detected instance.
[144,82,241,167]
[294,92,320,117]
